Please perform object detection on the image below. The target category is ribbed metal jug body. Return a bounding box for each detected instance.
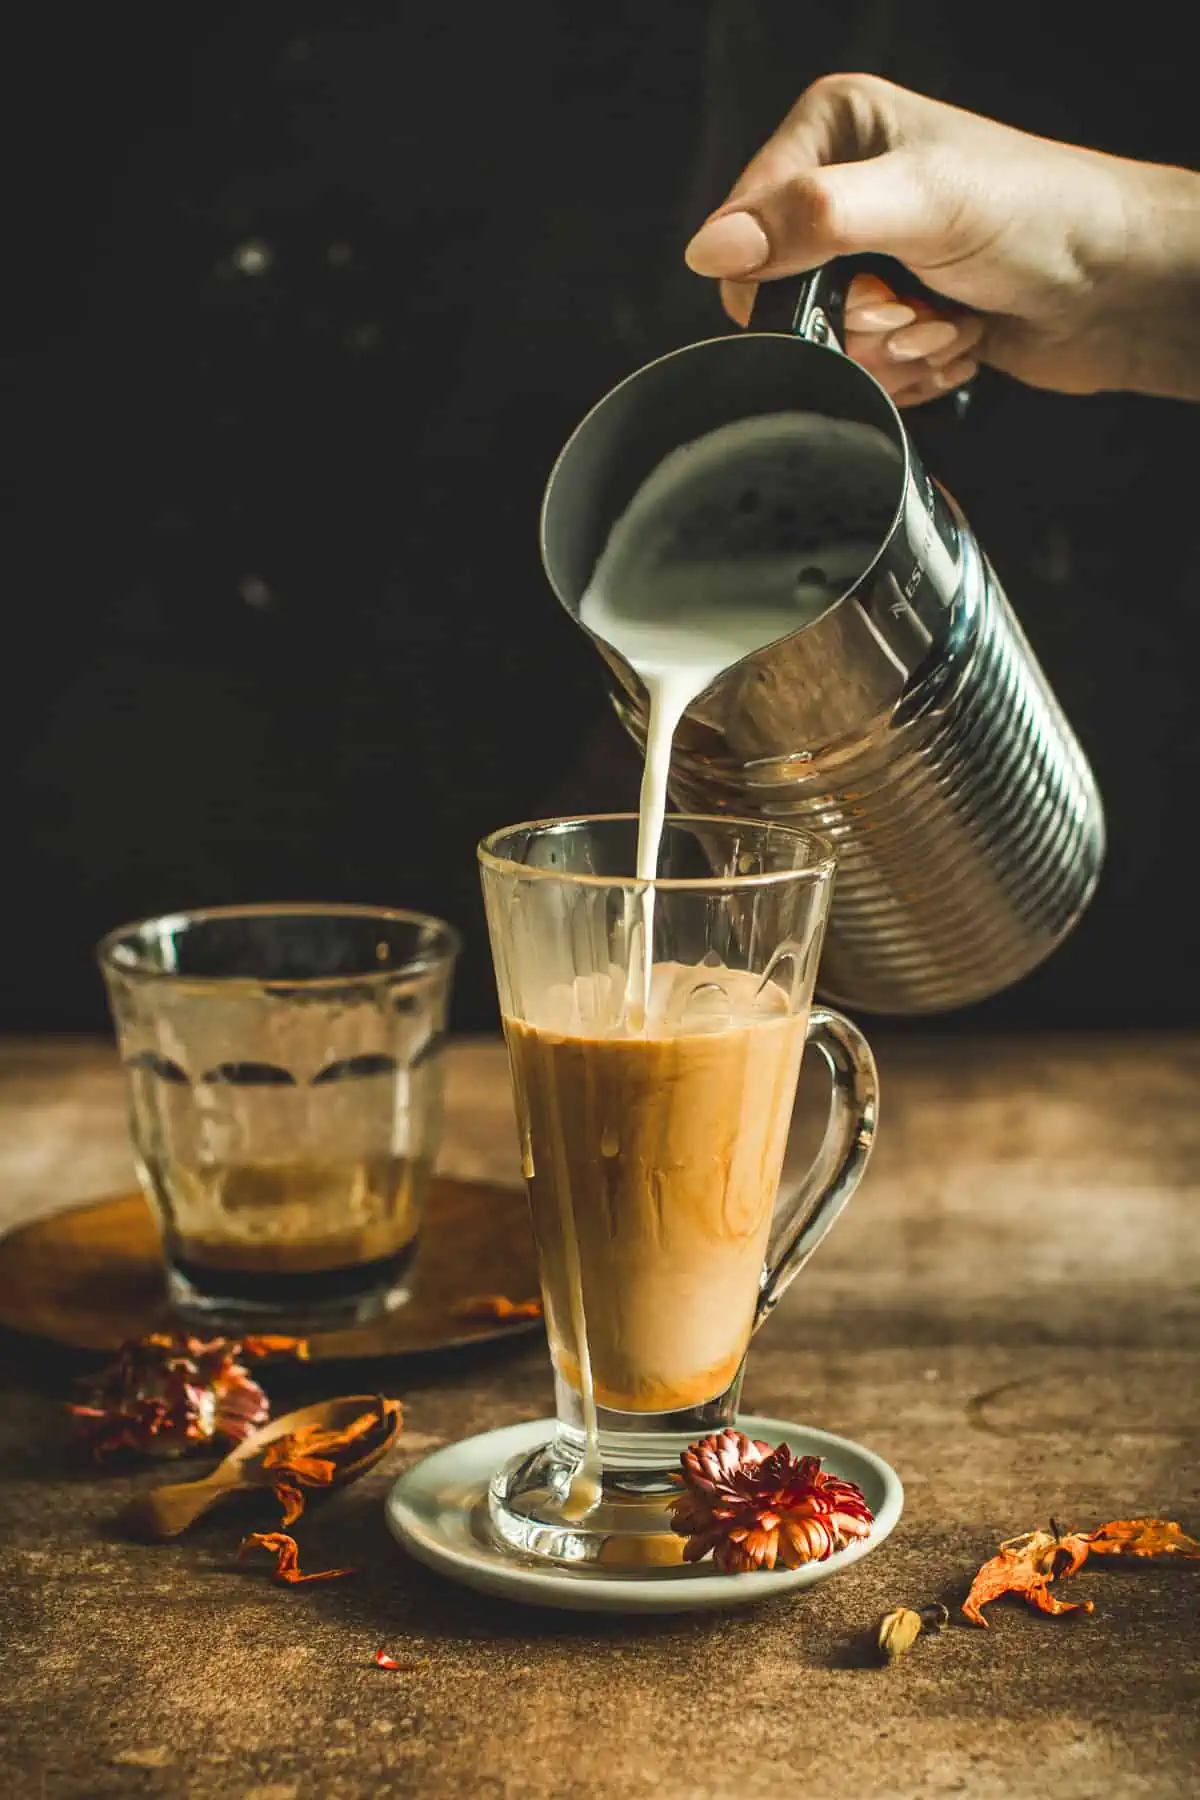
[606,517,1105,1014]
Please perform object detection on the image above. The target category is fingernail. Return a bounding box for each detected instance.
[723,279,755,327]
[888,319,960,361]
[934,356,978,390]
[685,212,770,277]
[844,302,918,333]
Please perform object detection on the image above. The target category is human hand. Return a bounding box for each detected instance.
[684,75,1199,405]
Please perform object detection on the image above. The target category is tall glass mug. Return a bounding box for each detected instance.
[99,905,460,1332]
[479,815,877,1567]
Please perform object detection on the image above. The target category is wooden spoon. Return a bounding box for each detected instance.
[120,1394,401,1542]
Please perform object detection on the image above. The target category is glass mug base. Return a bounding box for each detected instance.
[163,1237,417,1335]
[487,1379,743,1569]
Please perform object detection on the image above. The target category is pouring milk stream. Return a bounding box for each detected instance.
[580,411,891,979]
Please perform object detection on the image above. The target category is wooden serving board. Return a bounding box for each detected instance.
[0,1176,541,1359]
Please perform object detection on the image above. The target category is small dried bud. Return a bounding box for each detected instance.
[877,1607,925,1662]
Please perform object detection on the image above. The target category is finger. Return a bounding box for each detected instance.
[687,149,958,284]
[846,274,895,310]
[924,314,985,366]
[845,317,980,398]
[887,314,984,365]
[687,76,902,280]
[843,288,944,392]
[931,354,978,391]
[885,318,962,363]
[845,328,924,399]
[724,74,900,204]
[843,272,917,332]
[890,357,979,408]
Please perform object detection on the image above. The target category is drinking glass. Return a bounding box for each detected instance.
[99,904,460,1332]
[478,814,877,1567]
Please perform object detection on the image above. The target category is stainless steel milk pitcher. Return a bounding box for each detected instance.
[540,256,1105,1015]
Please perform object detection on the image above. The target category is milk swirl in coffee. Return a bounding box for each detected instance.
[508,966,806,1412]
[521,413,897,1513]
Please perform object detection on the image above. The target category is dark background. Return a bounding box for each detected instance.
[7,1,1199,1034]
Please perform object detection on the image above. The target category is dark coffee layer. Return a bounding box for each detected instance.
[168,1236,417,1306]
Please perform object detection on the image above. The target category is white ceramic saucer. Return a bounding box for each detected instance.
[384,1414,903,1613]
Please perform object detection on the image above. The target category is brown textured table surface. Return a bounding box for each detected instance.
[1,1033,1198,1800]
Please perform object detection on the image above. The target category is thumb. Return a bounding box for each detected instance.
[686,150,948,281]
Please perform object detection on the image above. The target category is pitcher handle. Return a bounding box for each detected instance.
[754,1006,878,1331]
[749,257,859,346]
[750,254,972,420]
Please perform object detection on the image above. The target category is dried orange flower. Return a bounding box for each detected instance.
[669,1429,874,1573]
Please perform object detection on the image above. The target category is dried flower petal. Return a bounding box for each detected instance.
[877,1607,924,1662]
[275,1483,307,1529]
[264,1405,396,1484]
[261,1401,400,1527]
[669,1428,874,1573]
[454,1295,543,1323]
[262,1408,384,1481]
[69,1335,273,1461]
[264,1446,340,1486]
[239,1532,355,1584]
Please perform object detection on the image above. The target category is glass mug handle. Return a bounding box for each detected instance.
[754,1007,879,1330]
